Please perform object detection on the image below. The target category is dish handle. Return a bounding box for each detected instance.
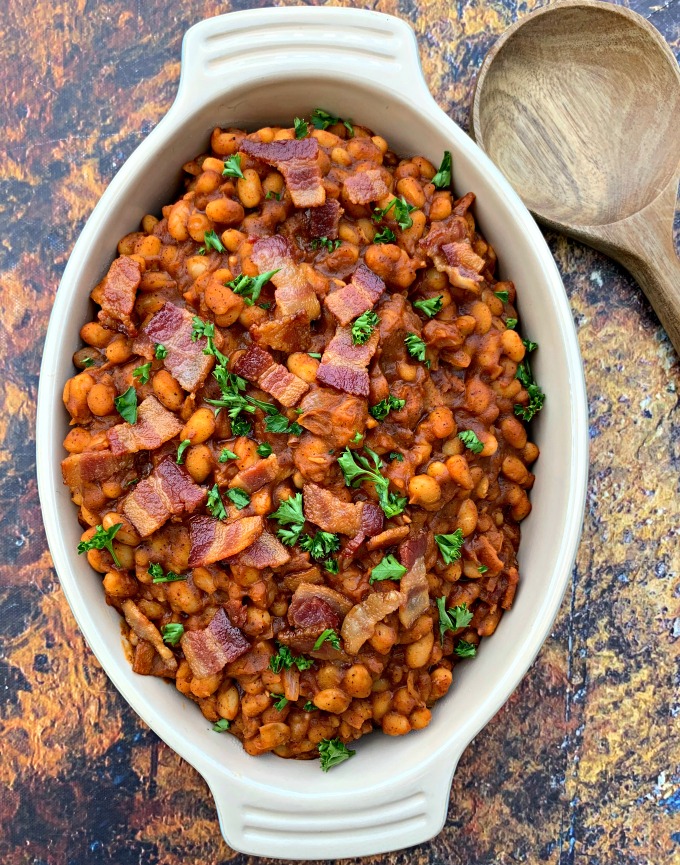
[174,7,434,108]
[202,748,462,858]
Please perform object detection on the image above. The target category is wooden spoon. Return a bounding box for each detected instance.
[472,0,680,354]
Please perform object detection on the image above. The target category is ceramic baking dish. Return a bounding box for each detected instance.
[36,6,589,859]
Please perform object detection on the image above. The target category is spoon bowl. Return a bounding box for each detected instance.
[472,0,680,353]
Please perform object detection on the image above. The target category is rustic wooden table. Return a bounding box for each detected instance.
[1,1,678,863]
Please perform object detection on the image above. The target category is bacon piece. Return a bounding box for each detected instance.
[399,556,429,629]
[341,590,402,655]
[232,345,309,407]
[288,583,353,628]
[282,666,300,702]
[419,214,468,257]
[180,608,250,678]
[250,311,311,353]
[134,302,214,392]
[303,483,362,536]
[225,641,272,676]
[324,264,385,326]
[316,326,380,397]
[62,450,134,509]
[91,256,140,336]
[453,191,476,216]
[132,641,178,678]
[121,600,177,671]
[422,319,464,352]
[343,169,389,205]
[123,458,206,538]
[227,532,290,569]
[240,138,325,208]
[365,525,411,552]
[398,532,429,570]
[340,502,384,559]
[107,395,183,455]
[439,241,485,291]
[298,387,368,449]
[188,515,264,566]
[228,452,293,494]
[251,235,321,320]
[306,199,342,239]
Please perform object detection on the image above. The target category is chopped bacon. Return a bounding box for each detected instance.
[227,532,290,569]
[188,515,264,566]
[453,191,476,216]
[250,311,311,353]
[225,641,272,676]
[134,302,214,392]
[121,600,177,670]
[343,169,389,205]
[306,199,342,239]
[132,640,178,678]
[282,666,300,701]
[297,387,368,448]
[365,525,410,551]
[62,450,133,510]
[303,483,362,536]
[123,458,206,538]
[91,256,140,336]
[316,326,380,397]
[229,452,293,494]
[107,395,183,455]
[398,532,429,570]
[251,235,321,320]
[341,590,402,655]
[398,556,429,629]
[232,345,309,407]
[181,608,250,678]
[439,241,485,291]
[240,138,325,208]
[422,319,464,352]
[340,502,384,559]
[288,583,353,630]
[324,264,385,326]
[419,214,468,257]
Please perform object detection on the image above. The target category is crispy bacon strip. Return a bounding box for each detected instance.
[343,169,389,205]
[324,264,385,326]
[188,515,264,566]
[229,452,293,494]
[91,256,140,336]
[227,532,290,569]
[123,458,206,538]
[250,310,311,353]
[307,199,342,239]
[62,450,133,510]
[232,345,309,407]
[439,241,485,292]
[108,395,183,456]
[251,235,321,320]
[398,532,429,570]
[133,302,214,392]
[316,326,380,397]
[341,590,402,655]
[303,483,362,536]
[181,608,250,678]
[398,556,429,629]
[297,387,368,448]
[341,502,384,559]
[288,583,353,629]
[122,600,177,670]
[240,138,325,208]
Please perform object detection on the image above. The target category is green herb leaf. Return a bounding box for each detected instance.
[256,442,273,458]
[271,492,305,546]
[310,108,347,130]
[218,448,238,462]
[155,343,168,359]
[338,446,407,518]
[226,487,250,510]
[505,318,517,330]
[478,565,489,574]
[404,332,428,365]
[373,226,396,244]
[271,692,290,710]
[114,386,138,424]
[351,310,379,346]
[436,596,473,642]
[323,558,339,574]
[319,738,355,772]
[303,700,317,712]
[77,523,122,567]
[264,412,302,436]
[132,362,152,385]
[351,431,363,443]
[308,352,322,360]
[269,643,313,673]
[207,484,227,520]
[389,452,404,462]
[191,315,228,365]
[231,416,252,437]
[265,190,282,201]
[434,529,464,564]
[372,196,417,230]
[369,554,407,584]
[203,229,225,253]
[369,394,405,421]
[148,563,187,584]
[523,338,538,353]
[226,269,280,306]
[213,719,231,732]
[161,623,184,646]
[81,357,95,368]
[299,531,341,561]
[294,117,308,138]
[176,439,191,464]
[455,639,477,658]
[222,154,244,179]
[311,236,341,252]
[413,296,443,318]
[458,430,484,454]
[494,289,509,303]
[431,150,452,189]
[313,629,342,651]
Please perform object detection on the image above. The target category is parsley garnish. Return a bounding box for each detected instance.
[413,296,443,318]
[148,563,187,583]
[132,362,152,385]
[114,387,138,424]
[373,226,396,244]
[226,487,250,510]
[161,623,184,646]
[155,343,167,359]
[213,719,231,732]
[271,492,305,546]
[458,430,484,454]
[436,597,473,642]
[269,644,313,673]
[369,394,405,421]
[203,230,225,253]
[523,338,538,353]
[404,333,428,366]
[495,289,509,303]
[256,442,273,457]
[231,416,252,437]
[431,150,452,189]
[323,558,339,574]
[264,412,303,436]
[191,316,227,364]
[311,236,341,252]
[77,523,122,567]
[176,439,191,464]
[313,629,341,651]
[351,431,363,443]
[389,452,404,462]
[455,640,477,658]
[434,529,464,564]
[478,565,489,574]
[265,189,282,201]
[351,310,379,346]
[372,196,417,230]
[369,554,407,584]
[271,692,290,710]
[218,448,238,462]
[299,531,340,560]
[81,357,95,368]
[506,318,518,330]
[303,700,317,712]
[310,108,353,136]
[515,348,545,421]
[308,352,322,360]
[207,484,227,520]
[319,738,355,772]
[338,446,407,518]
[294,117,308,138]
[226,269,280,306]
[222,154,244,178]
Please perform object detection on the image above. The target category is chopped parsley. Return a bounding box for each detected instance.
[369,394,405,421]
[413,295,443,318]
[311,236,341,252]
[436,597,473,642]
[213,719,231,732]
[218,448,238,462]
[256,442,273,458]
[338,446,407,518]
[207,484,227,520]
[515,346,545,421]
[303,700,317,712]
[431,150,452,189]
[458,430,484,454]
[176,438,191,464]
[506,318,518,330]
[313,629,341,651]
[310,108,353,136]
[264,412,303,436]
[351,431,363,443]
[270,492,305,546]
[77,523,122,567]
[148,563,186,584]
[191,316,227,365]
[294,117,308,138]
[434,528,464,564]
[523,338,538,353]
[161,623,184,646]
[226,487,250,510]
[299,531,340,561]
[226,269,280,306]
[132,362,152,385]
[372,196,417,230]
[308,352,322,360]
[369,554,407,584]
[269,643,314,673]
[351,310,379,346]
[389,452,404,462]
[455,640,477,658]
[319,738,355,772]
[231,416,252,437]
[203,229,225,253]
[271,693,290,711]
[155,343,168,359]
[494,289,509,303]
[323,558,339,574]
[114,387,138,424]
[478,565,489,574]
[222,154,244,179]
[265,189,282,201]
[373,226,397,244]
[404,332,429,366]
[81,357,95,368]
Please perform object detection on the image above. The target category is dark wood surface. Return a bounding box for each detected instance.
[1,1,678,863]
